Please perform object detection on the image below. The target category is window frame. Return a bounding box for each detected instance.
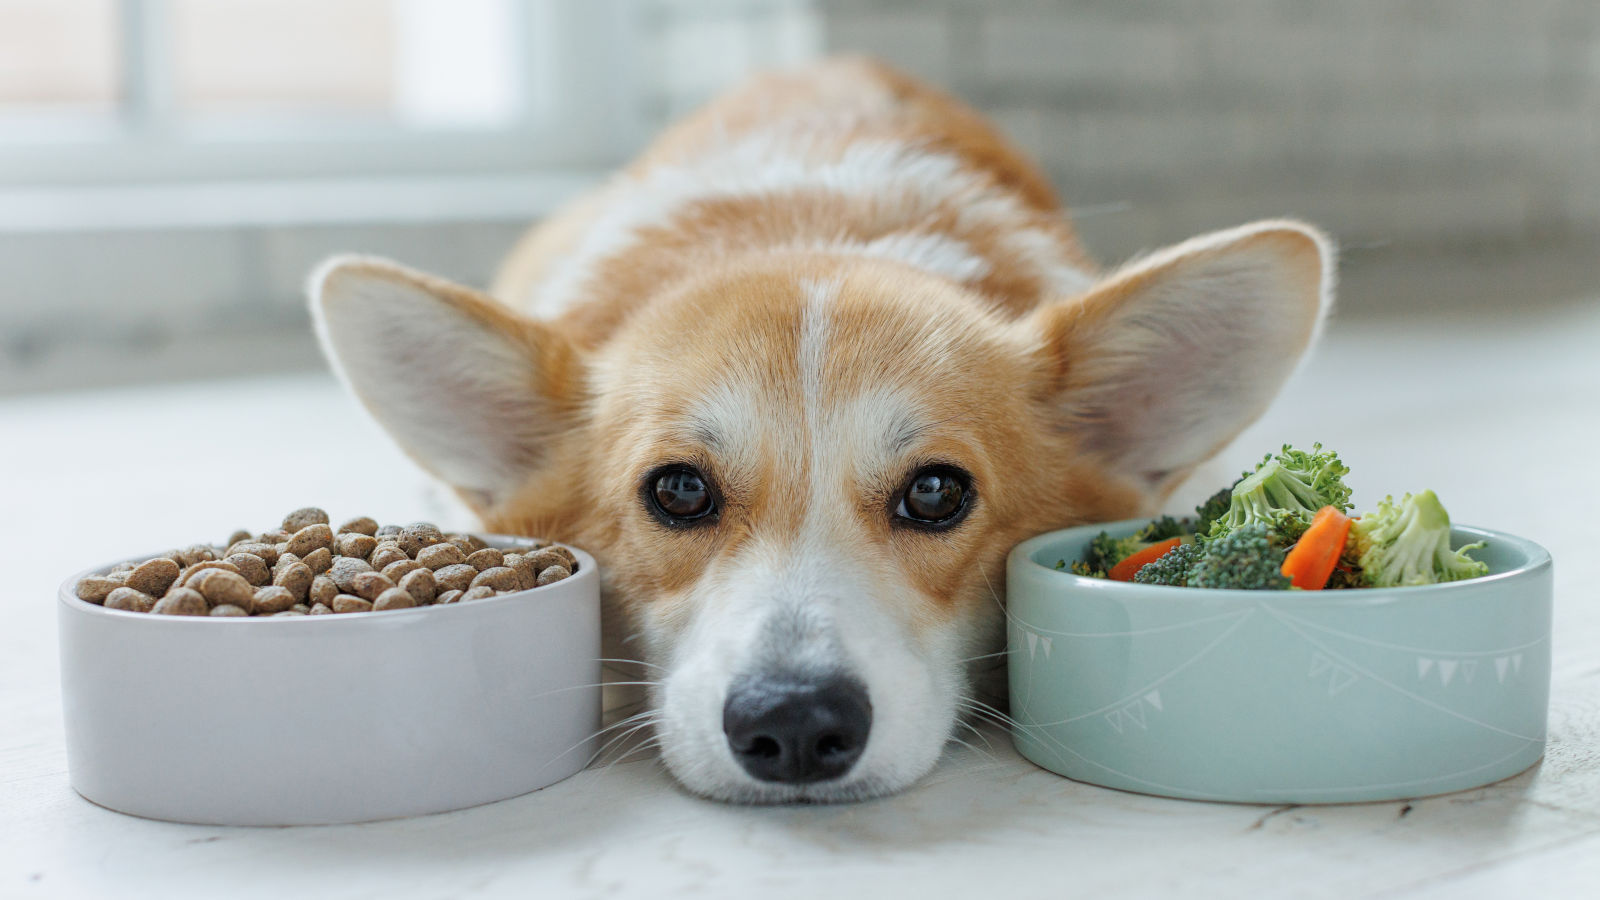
[0,0,647,188]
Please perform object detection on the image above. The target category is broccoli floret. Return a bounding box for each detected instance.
[1083,530,1143,573]
[1188,523,1292,590]
[1133,541,1202,586]
[1207,444,1353,541]
[1194,486,1234,535]
[1136,515,1189,542]
[1350,490,1488,587]
[1058,558,1105,578]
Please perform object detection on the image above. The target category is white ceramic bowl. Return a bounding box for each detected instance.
[58,536,601,826]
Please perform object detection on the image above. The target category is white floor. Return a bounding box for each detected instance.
[3,293,1599,899]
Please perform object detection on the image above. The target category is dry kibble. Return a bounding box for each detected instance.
[349,571,396,601]
[226,529,252,546]
[416,543,465,570]
[273,561,313,602]
[399,567,437,605]
[309,603,333,615]
[336,532,378,560]
[152,588,208,616]
[76,574,125,604]
[252,585,296,614]
[434,563,478,593]
[536,565,571,587]
[447,535,475,555]
[466,548,505,572]
[177,544,218,567]
[291,603,311,614]
[285,523,334,557]
[210,604,249,617]
[372,587,417,611]
[436,590,464,604]
[338,516,378,536]
[105,586,156,613]
[548,546,579,572]
[272,610,306,617]
[191,569,255,609]
[227,541,279,565]
[125,557,180,596]
[176,559,242,587]
[503,554,537,590]
[375,524,402,538]
[332,594,373,614]
[309,575,338,606]
[226,553,271,587]
[258,530,291,545]
[301,546,333,575]
[370,544,409,570]
[470,566,521,593]
[403,523,445,548]
[462,586,497,602]
[381,559,423,581]
[525,548,568,576]
[328,556,374,592]
[282,507,330,533]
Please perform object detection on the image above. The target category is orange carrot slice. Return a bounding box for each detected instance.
[1109,537,1184,582]
[1280,506,1352,590]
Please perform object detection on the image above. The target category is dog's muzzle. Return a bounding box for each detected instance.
[722,675,872,784]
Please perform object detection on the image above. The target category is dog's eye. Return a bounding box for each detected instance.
[649,466,715,522]
[895,466,970,526]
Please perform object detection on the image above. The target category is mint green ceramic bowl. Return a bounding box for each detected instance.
[1006,520,1552,804]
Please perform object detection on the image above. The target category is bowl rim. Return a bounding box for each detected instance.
[1010,519,1551,604]
[58,533,597,625]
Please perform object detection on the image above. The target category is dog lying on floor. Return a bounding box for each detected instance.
[310,57,1334,803]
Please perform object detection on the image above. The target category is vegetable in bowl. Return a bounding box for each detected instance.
[1059,444,1490,590]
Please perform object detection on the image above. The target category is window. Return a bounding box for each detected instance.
[0,0,643,188]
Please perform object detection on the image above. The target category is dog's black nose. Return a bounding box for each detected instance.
[723,676,872,784]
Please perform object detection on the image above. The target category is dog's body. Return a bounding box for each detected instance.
[312,58,1333,803]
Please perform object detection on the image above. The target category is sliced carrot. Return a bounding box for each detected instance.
[1109,537,1184,582]
[1280,505,1353,590]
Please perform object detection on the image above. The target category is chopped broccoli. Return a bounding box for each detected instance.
[1188,523,1292,590]
[1132,541,1202,586]
[1194,486,1234,535]
[1351,490,1488,587]
[1136,515,1189,542]
[1207,444,1353,541]
[1058,558,1104,578]
[1081,515,1195,574]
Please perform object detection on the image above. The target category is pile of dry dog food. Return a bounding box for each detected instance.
[73,507,578,617]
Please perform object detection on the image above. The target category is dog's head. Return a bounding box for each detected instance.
[310,220,1333,802]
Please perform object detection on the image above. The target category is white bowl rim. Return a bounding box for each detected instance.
[58,534,597,625]
[1011,519,1551,605]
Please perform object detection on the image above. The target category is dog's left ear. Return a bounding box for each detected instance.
[1031,219,1335,497]
[309,255,581,513]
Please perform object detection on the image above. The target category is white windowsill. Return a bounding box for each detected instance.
[0,170,605,233]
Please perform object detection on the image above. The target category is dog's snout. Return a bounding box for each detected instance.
[722,676,872,784]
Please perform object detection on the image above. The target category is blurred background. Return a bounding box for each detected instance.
[1,0,1597,394]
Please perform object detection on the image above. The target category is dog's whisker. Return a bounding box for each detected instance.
[594,657,668,673]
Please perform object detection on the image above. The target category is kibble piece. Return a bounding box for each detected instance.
[125,557,181,596]
[435,590,464,604]
[375,524,402,537]
[398,567,437,605]
[309,602,333,615]
[328,556,374,592]
[447,535,475,555]
[370,544,409,569]
[301,547,333,575]
[151,588,208,616]
[228,540,279,565]
[503,554,537,590]
[285,523,334,557]
[252,585,296,614]
[291,603,311,614]
[403,523,445,548]
[191,569,255,609]
[381,559,423,581]
[416,543,466,570]
[282,507,330,533]
[225,553,271,587]
[336,532,378,560]
[273,561,313,602]
[226,528,252,547]
[272,551,301,575]
[548,546,579,572]
[309,575,339,606]
[466,548,505,572]
[332,594,373,614]
[175,559,242,587]
[349,571,396,601]
[76,574,126,604]
[258,530,291,545]
[470,566,521,593]
[105,586,157,613]
[182,544,220,567]
[434,563,479,593]
[373,587,417,611]
[209,604,249,617]
[536,565,571,587]
[338,516,379,536]
[462,585,497,602]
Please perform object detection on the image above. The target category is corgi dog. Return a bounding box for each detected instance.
[310,58,1333,803]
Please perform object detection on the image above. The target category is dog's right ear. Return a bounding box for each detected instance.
[309,256,581,513]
